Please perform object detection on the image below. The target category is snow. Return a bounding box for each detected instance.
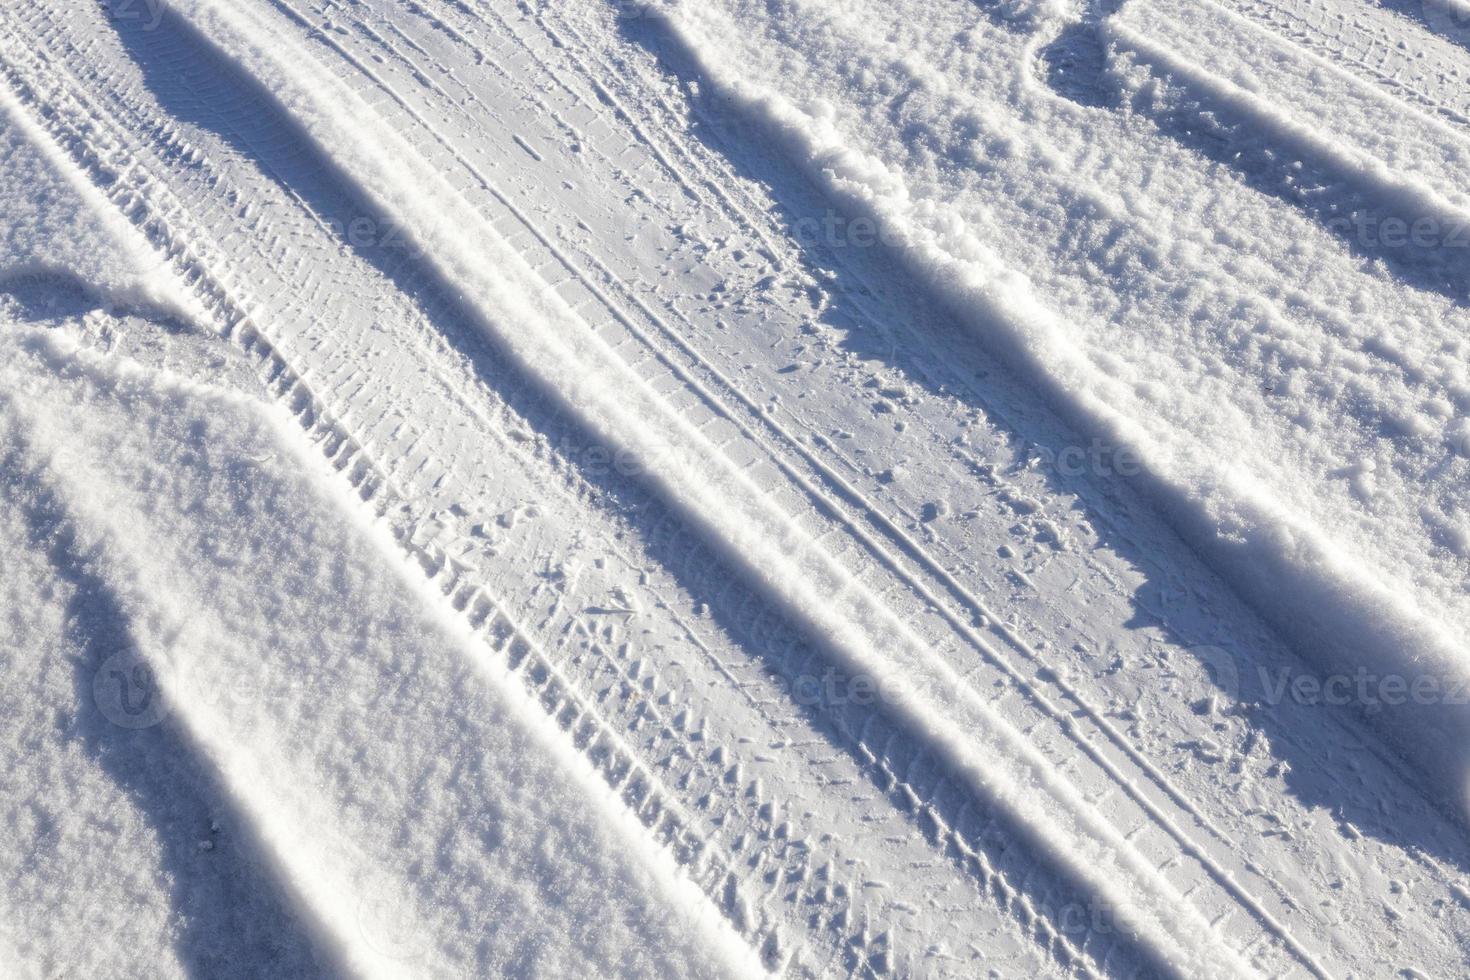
[6,0,1470,974]
[0,322,751,979]
[1117,0,1470,213]
[144,7,1271,972]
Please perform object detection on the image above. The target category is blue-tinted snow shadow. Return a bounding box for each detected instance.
[0,444,336,979]
[0,270,116,321]
[1034,2,1128,108]
[616,7,1470,877]
[0,267,193,332]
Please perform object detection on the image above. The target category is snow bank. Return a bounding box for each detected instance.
[643,0,1470,820]
[0,321,750,979]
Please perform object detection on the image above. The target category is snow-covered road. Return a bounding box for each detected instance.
[2,0,1469,976]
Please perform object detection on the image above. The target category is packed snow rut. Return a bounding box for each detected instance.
[5,0,1470,976]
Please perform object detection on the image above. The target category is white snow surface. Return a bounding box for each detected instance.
[141,5,1268,971]
[5,0,1470,975]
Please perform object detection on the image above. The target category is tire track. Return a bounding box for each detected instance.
[247,3,1292,974]
[241,0,1434,975]
[25,0,1240,975]
[0,12,789,973]
[174,3,1323,975]
[1221,0,1470,128]
[0,3,1097,975]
